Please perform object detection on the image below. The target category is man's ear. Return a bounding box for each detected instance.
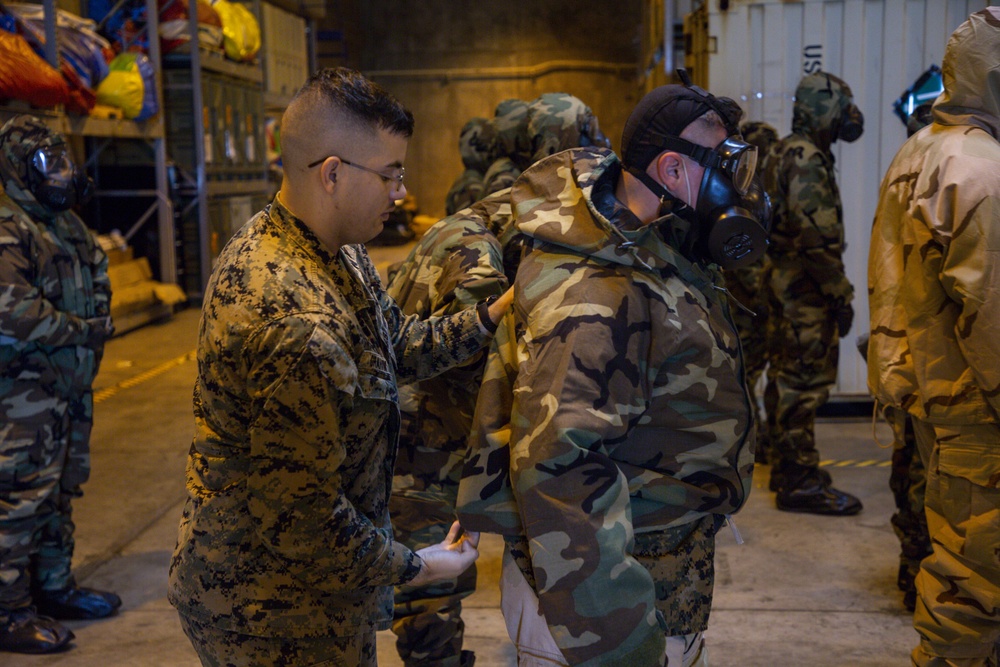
[320,158,339,193]
[654,151,683,192]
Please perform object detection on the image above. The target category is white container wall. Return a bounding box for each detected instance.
[696,0,988,397]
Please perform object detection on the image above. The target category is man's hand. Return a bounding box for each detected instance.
[486,287,515,328]
[85,316,114,347]
[407,521,480,588]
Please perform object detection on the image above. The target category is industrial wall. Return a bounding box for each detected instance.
[335,0,647,220]
[691,0,988,397]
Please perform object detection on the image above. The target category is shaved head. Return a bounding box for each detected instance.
[281,68,414,180]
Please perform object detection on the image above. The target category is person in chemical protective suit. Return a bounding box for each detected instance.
[729,120,779,465]
[868,8,1000,666]
[445,117,497,216]
[386,90,607,667]
[761,71,865,515]
[454,73,770,666]
[482,98,532,197]
[0,115,119,655]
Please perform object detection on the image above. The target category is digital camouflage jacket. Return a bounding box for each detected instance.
[762,73,855,305]
[456,147,754,666]
[168,197,492,638]
[868,8,1000,426]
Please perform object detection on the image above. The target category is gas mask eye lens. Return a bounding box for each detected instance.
[32,147,72,176]
[715,137,756,195]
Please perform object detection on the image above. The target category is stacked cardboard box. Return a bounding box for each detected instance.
[100,233,187,335]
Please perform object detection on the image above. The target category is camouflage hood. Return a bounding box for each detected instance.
[509,146,696,274]
[791,72,855,150]
[527,92,606,163]
[932,7,1000,141]
[0,115,60,221]
[492,98,533,170]
[457,116,496,172]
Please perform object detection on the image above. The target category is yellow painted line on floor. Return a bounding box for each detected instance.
[93,350,197,404]
[819,459,892,469]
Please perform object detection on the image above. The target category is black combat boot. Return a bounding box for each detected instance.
[773,463,863,515]
[34,586,122,620]
[0,608,74,654]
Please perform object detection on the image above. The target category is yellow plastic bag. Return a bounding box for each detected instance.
[95,53,158,120]
[211,0,260,62]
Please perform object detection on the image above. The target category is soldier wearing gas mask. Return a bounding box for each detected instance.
[0,115,119,655]
[454,74,766,666]
[762,72,864,515]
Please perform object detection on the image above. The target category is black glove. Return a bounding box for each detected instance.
[835,304,854,338]
[85,316,114,347]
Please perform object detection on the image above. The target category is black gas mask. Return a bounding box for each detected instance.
[629,134,771,269]
[27,144,94,212]
[834,103,864,143]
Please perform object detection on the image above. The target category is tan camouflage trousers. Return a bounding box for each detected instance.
[910,419,1000,667]
[178,614,377,667]
[0,390,91,617]
[390,492,477,667]
[765,266,840,470]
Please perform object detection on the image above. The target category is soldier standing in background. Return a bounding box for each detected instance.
[730,120,779,464]
[482,98,532,196]
[0,115,119,654]
[761,72,864,515]
[868,9,1000,665]
[386,91,606,667]
[444,117,496,216]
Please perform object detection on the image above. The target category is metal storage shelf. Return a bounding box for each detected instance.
[0,0,176,286]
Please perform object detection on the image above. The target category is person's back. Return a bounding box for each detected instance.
[868,9,1000,666]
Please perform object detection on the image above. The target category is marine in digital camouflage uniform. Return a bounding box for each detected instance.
[482,98,532,196]
[167,68,490,667]
[868,9,1000,665]
[761,71,864,515]
[386,93,605,667]
[728,120,778,464]
[0,115,118,654]
[456,83,757,666]
[445,117,496,216]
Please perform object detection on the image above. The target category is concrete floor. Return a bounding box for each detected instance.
[4,243,920,666]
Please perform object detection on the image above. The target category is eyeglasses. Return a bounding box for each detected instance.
[307,155,405,188]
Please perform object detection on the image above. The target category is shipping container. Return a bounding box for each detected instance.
[685,0,988,398]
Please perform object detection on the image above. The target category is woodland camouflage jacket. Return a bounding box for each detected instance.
[868,8,1000,425]
[762,73,856,305]
[456,147,754,666]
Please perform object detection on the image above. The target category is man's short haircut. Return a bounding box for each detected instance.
[291,67,414,138]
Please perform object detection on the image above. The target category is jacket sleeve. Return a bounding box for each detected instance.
[244,318,422,593]
[88,228,111,318]
[507,288,667,667]
[0,217,94,346]
[785,150,853,304]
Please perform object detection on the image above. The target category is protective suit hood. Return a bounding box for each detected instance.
[791,72,860,150]
[458,117,496,173]
[527,92,609,163]
[932,7,1000,141]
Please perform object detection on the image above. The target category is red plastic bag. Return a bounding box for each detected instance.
[0,30,70,107]
[158,0,223,54]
